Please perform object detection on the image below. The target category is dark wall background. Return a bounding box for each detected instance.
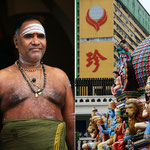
[0,0,74,89]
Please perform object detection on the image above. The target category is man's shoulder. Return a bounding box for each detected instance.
[45,65,67,77]
[0,65,15,80]
[45,65,70,86]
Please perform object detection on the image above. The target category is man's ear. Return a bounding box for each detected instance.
[13,35,18,48]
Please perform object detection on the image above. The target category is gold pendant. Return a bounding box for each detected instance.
[35,93,38,98]
[37,89,42,95]
[35,89,42,97]
[38,92,42,95]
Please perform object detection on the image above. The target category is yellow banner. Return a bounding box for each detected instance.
[80,41,114,78]
[80,0,113,38]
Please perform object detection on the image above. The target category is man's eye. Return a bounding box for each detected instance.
[38,34,45,38]
[23,34,33,38]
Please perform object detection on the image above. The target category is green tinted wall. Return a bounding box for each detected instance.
[120,0,150,33]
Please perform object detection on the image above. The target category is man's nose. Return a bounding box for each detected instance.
[31,36,40,45]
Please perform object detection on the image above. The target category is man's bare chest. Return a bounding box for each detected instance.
[0,78,66,113]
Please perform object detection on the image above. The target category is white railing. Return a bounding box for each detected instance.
[75,96,115,114]
[77,137,96,150]
[75,96,115,106]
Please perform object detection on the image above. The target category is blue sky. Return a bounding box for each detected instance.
[139,0,150,14]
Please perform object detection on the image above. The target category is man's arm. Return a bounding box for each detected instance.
[0,96,2,133]
[62,78,75,150]
[0,70,5,133]
[0,111,2,133]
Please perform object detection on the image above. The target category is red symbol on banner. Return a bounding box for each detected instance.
[86,6,107,31]
[86,49,107,72]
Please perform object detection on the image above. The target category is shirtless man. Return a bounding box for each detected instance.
[0,16,74,150]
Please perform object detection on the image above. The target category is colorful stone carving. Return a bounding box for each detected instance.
[83,37,150,149]
[97,101,117,150]
[111,71,122,97]
[112,108,125,150]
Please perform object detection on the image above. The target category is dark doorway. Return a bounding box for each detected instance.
[0,0,74,87]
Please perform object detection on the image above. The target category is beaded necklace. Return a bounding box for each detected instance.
[22,67,42,90]
[16,60,46,98]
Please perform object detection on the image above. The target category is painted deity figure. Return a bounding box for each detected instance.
[116,39,131,67]
[84,121,99,150]
[134,76,150,139]
[112,108,125,150]
[143,101,150,139]
[94,117,108,150]
[98,101,117,150]
[143,76,150,139]
[82,115,108,150]
[111,71,122,97]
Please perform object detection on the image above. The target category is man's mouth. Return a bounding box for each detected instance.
[29,48,42,51]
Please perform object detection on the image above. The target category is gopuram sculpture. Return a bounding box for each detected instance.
[82,36,150,149]
[82,110,108,150]
[116,39,131,71]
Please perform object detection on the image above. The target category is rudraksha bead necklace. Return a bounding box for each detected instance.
[16,60,46,98]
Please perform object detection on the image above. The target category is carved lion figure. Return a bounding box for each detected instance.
[87,116,102,138]
[125,98,145,135]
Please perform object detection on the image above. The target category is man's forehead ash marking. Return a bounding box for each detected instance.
[21,23,45,36]
[23,23,43,29]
